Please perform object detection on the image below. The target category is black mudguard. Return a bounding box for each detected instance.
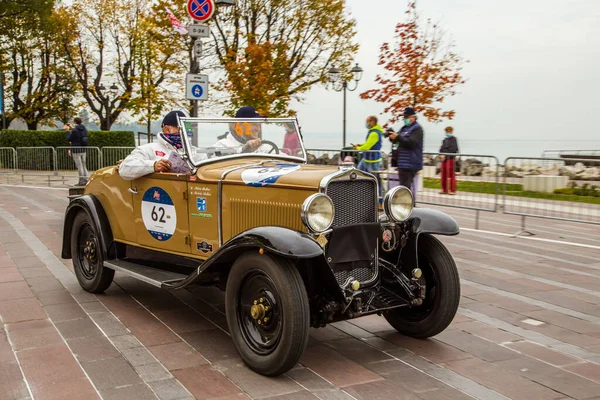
[61,195,116,260]
[224,226,324,258]
[408,208,460,236]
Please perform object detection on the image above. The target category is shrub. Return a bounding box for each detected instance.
[0,129,135,149]
[0,129,135,171]
[554,183,600,197]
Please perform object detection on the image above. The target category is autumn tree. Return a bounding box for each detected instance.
[0,0,53,20]
[0,9,78,129]
[129,12,187,134]
[361,2,466,123]
[211,0,358,117]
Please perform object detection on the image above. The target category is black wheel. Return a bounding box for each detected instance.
[384,234,460,338]
[225,252,309,376]
[70,211,114,293]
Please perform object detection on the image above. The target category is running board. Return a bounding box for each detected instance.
[104,260,188,288]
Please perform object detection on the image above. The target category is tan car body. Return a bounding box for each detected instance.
[85,157,338,259]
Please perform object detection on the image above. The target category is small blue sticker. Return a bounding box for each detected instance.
[197,197,207,212]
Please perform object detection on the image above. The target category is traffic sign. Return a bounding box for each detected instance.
[186,73,209,101]
[193,39,203,58]
[187,0,214,22]
[187,24,210,38]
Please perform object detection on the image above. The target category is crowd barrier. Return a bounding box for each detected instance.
[0,147,17,174]
[1,146,598,233]
[502,157,600,235]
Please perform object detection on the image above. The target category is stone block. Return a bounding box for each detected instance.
[523,175,569,193]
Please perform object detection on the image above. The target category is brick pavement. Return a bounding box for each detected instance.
[0,184,599,399]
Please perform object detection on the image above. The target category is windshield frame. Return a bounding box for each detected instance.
[177,117,307,167]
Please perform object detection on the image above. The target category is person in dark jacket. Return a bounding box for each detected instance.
[439,126,459,194]
[389,107,424,191]
[67,117,89,186]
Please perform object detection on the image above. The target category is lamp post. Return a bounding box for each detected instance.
[327,63,363,147]
[99,83,118,130]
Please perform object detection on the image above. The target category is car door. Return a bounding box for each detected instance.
[131,173,191,254]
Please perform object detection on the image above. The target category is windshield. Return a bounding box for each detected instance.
[178,117,306,166]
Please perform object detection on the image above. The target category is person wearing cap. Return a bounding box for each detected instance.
[119,110,188,180]
[388,107,424,190]
[353,115,384,199]
[213,106,264,152]
[439,126,459,195]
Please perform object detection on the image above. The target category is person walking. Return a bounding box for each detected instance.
[67,117,89,186]
[389,107,424,191]
[353,116,384,199]
[439,126,459,195]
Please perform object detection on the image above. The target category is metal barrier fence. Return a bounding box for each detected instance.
[55,147,102,177]
[16,147,56,175]
[0,147,17,174]
[503,157,600,234]
[102,147,135,168]
[541,149,600,158]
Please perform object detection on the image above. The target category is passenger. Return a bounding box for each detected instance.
[119,110,188,180]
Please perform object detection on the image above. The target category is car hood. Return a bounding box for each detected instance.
[195,158,342,189]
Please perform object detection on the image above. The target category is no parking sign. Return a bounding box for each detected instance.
[187,0,215,21]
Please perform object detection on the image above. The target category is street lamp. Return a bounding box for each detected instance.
[328,63,363,147]
[99,83,118,130]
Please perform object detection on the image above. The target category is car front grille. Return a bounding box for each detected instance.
[325,177,378,286]
[325,179,377,227]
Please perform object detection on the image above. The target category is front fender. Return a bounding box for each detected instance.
[408,208,459,236]
[61,195,116,260]
[222,226,324,259]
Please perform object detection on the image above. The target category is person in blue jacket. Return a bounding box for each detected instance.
[353,115,384,199]
[67,117,89,186]
[389,107,424,191]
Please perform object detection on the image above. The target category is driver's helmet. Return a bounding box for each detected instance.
[228,106,264,144]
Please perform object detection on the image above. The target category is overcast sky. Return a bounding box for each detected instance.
[292,0,600,155]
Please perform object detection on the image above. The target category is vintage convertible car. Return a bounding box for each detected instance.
[62,117,460,376]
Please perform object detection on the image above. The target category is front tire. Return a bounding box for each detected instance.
[70,211,114,293]
[384,234,460,338]
[225,252,309,376]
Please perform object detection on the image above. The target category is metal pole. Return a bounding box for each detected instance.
[0,72,5,130]
[342,81,347,147]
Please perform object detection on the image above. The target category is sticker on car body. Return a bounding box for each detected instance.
[241,163,301,187]
[142,187,177,241]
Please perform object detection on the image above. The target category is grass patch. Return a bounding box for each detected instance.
[422,178,600,205]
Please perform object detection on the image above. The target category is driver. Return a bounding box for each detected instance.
[119,110,191,180]
[214,106,264,152]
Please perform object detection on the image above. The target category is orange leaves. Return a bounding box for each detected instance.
[360,1,466,124]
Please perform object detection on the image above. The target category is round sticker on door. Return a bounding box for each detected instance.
[141,187,177,241]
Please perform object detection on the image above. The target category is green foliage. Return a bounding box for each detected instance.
[554,183,600,198]
[0,129,135,148]
[0,129,135,170]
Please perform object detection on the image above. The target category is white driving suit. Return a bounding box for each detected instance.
[119,134,183,181]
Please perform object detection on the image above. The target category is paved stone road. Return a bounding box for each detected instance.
[0,184,599,400]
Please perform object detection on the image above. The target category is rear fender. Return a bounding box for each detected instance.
[61,195,116,260]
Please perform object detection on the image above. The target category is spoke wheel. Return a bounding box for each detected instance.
[226,252,309,376]
[383,234,460,338]
[71,211,114,293]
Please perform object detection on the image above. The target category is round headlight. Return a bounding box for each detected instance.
[301,194,334,233]
[384,186,414,222]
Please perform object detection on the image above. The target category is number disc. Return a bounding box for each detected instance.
[141,187,177,241]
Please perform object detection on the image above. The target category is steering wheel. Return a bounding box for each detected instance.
[241,140,280,154]
[261,140,280,154]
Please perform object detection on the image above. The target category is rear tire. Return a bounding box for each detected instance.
[225,252,309,376]
[70,211,114,293]
[384,234,460,338]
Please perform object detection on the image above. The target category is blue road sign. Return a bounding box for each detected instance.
[187,0,214,22]
[192,84,203,98]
